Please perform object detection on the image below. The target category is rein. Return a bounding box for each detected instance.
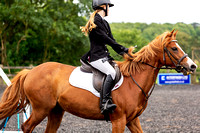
[130,69,156,118]
[129,39,188,118]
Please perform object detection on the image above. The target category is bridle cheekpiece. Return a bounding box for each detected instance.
[163,40,188,73]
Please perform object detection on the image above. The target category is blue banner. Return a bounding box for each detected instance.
[158,73,191,85]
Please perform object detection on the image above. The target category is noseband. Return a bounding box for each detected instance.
[163,40,188,72]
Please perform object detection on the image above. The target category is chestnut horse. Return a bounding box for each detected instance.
[0,30,197,133]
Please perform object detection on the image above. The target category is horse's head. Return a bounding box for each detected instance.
[161,30,197,75]
[119,30,197,76]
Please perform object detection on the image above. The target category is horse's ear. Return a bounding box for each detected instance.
[166,29,175,38]
[173,30,178,37]
[171,29,175,33]
[170,29,175,37]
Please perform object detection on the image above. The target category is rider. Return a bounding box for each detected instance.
[81,0,128,114]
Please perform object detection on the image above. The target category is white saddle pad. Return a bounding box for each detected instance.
[69,67,124,97]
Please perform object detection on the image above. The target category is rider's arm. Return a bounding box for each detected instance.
[93,19,128,55]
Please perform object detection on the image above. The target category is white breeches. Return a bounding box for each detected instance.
[90,58,116,80]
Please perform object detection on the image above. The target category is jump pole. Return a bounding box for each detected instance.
[0,67,30,133]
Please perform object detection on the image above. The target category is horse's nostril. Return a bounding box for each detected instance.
[190,64,197,71]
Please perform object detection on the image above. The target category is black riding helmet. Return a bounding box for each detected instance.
[92,0,114,16]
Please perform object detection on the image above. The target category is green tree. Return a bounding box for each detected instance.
[0,0,91,66]
[109,25,148,60]
[142,23,173,42]
[173,23,197,56]
[1,0,199,67]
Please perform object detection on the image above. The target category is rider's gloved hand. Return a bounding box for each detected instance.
[119,47,129,56]
[124,48,129,54]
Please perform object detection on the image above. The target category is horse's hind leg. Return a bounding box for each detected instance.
[45,103,64,133]
[21,108,48,133]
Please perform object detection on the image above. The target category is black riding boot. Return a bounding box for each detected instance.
[100,75,117,114]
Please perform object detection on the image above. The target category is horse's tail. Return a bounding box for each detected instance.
[0,69,30,120]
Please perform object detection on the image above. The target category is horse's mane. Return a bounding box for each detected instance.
[117,30,176,76]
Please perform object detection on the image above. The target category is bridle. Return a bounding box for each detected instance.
[143,40,188,72]
[129,40,188,118]
[162,40,188,72]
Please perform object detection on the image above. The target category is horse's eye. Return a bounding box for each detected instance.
[171,47,178,51]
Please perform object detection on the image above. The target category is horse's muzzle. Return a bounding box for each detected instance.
[190,64,197,73]
[181,63,197,75]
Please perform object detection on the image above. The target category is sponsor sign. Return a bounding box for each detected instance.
[158,73,191,85]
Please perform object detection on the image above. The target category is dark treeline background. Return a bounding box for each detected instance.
[0,0,200,67]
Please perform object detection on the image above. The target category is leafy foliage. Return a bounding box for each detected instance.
[110,22,200,58]
[0,0,199,66]
[0,0,90,66]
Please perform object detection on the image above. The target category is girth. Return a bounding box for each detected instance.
[80,59,121,92]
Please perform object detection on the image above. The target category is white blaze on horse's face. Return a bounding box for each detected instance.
[175,42,197,73]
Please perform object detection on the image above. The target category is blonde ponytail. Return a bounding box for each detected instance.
[80,10,98,36]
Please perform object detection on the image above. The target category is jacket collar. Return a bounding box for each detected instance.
[95,13,109,32]
[95,13,104,22]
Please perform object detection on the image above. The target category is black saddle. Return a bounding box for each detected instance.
[80,59,121,92]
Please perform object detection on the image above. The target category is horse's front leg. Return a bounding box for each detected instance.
[126,117,143,133]
[110,114,126,133]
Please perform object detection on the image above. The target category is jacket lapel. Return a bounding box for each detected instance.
[102,20,110,32]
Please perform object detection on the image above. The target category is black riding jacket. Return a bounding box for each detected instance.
[81,13,127,62]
